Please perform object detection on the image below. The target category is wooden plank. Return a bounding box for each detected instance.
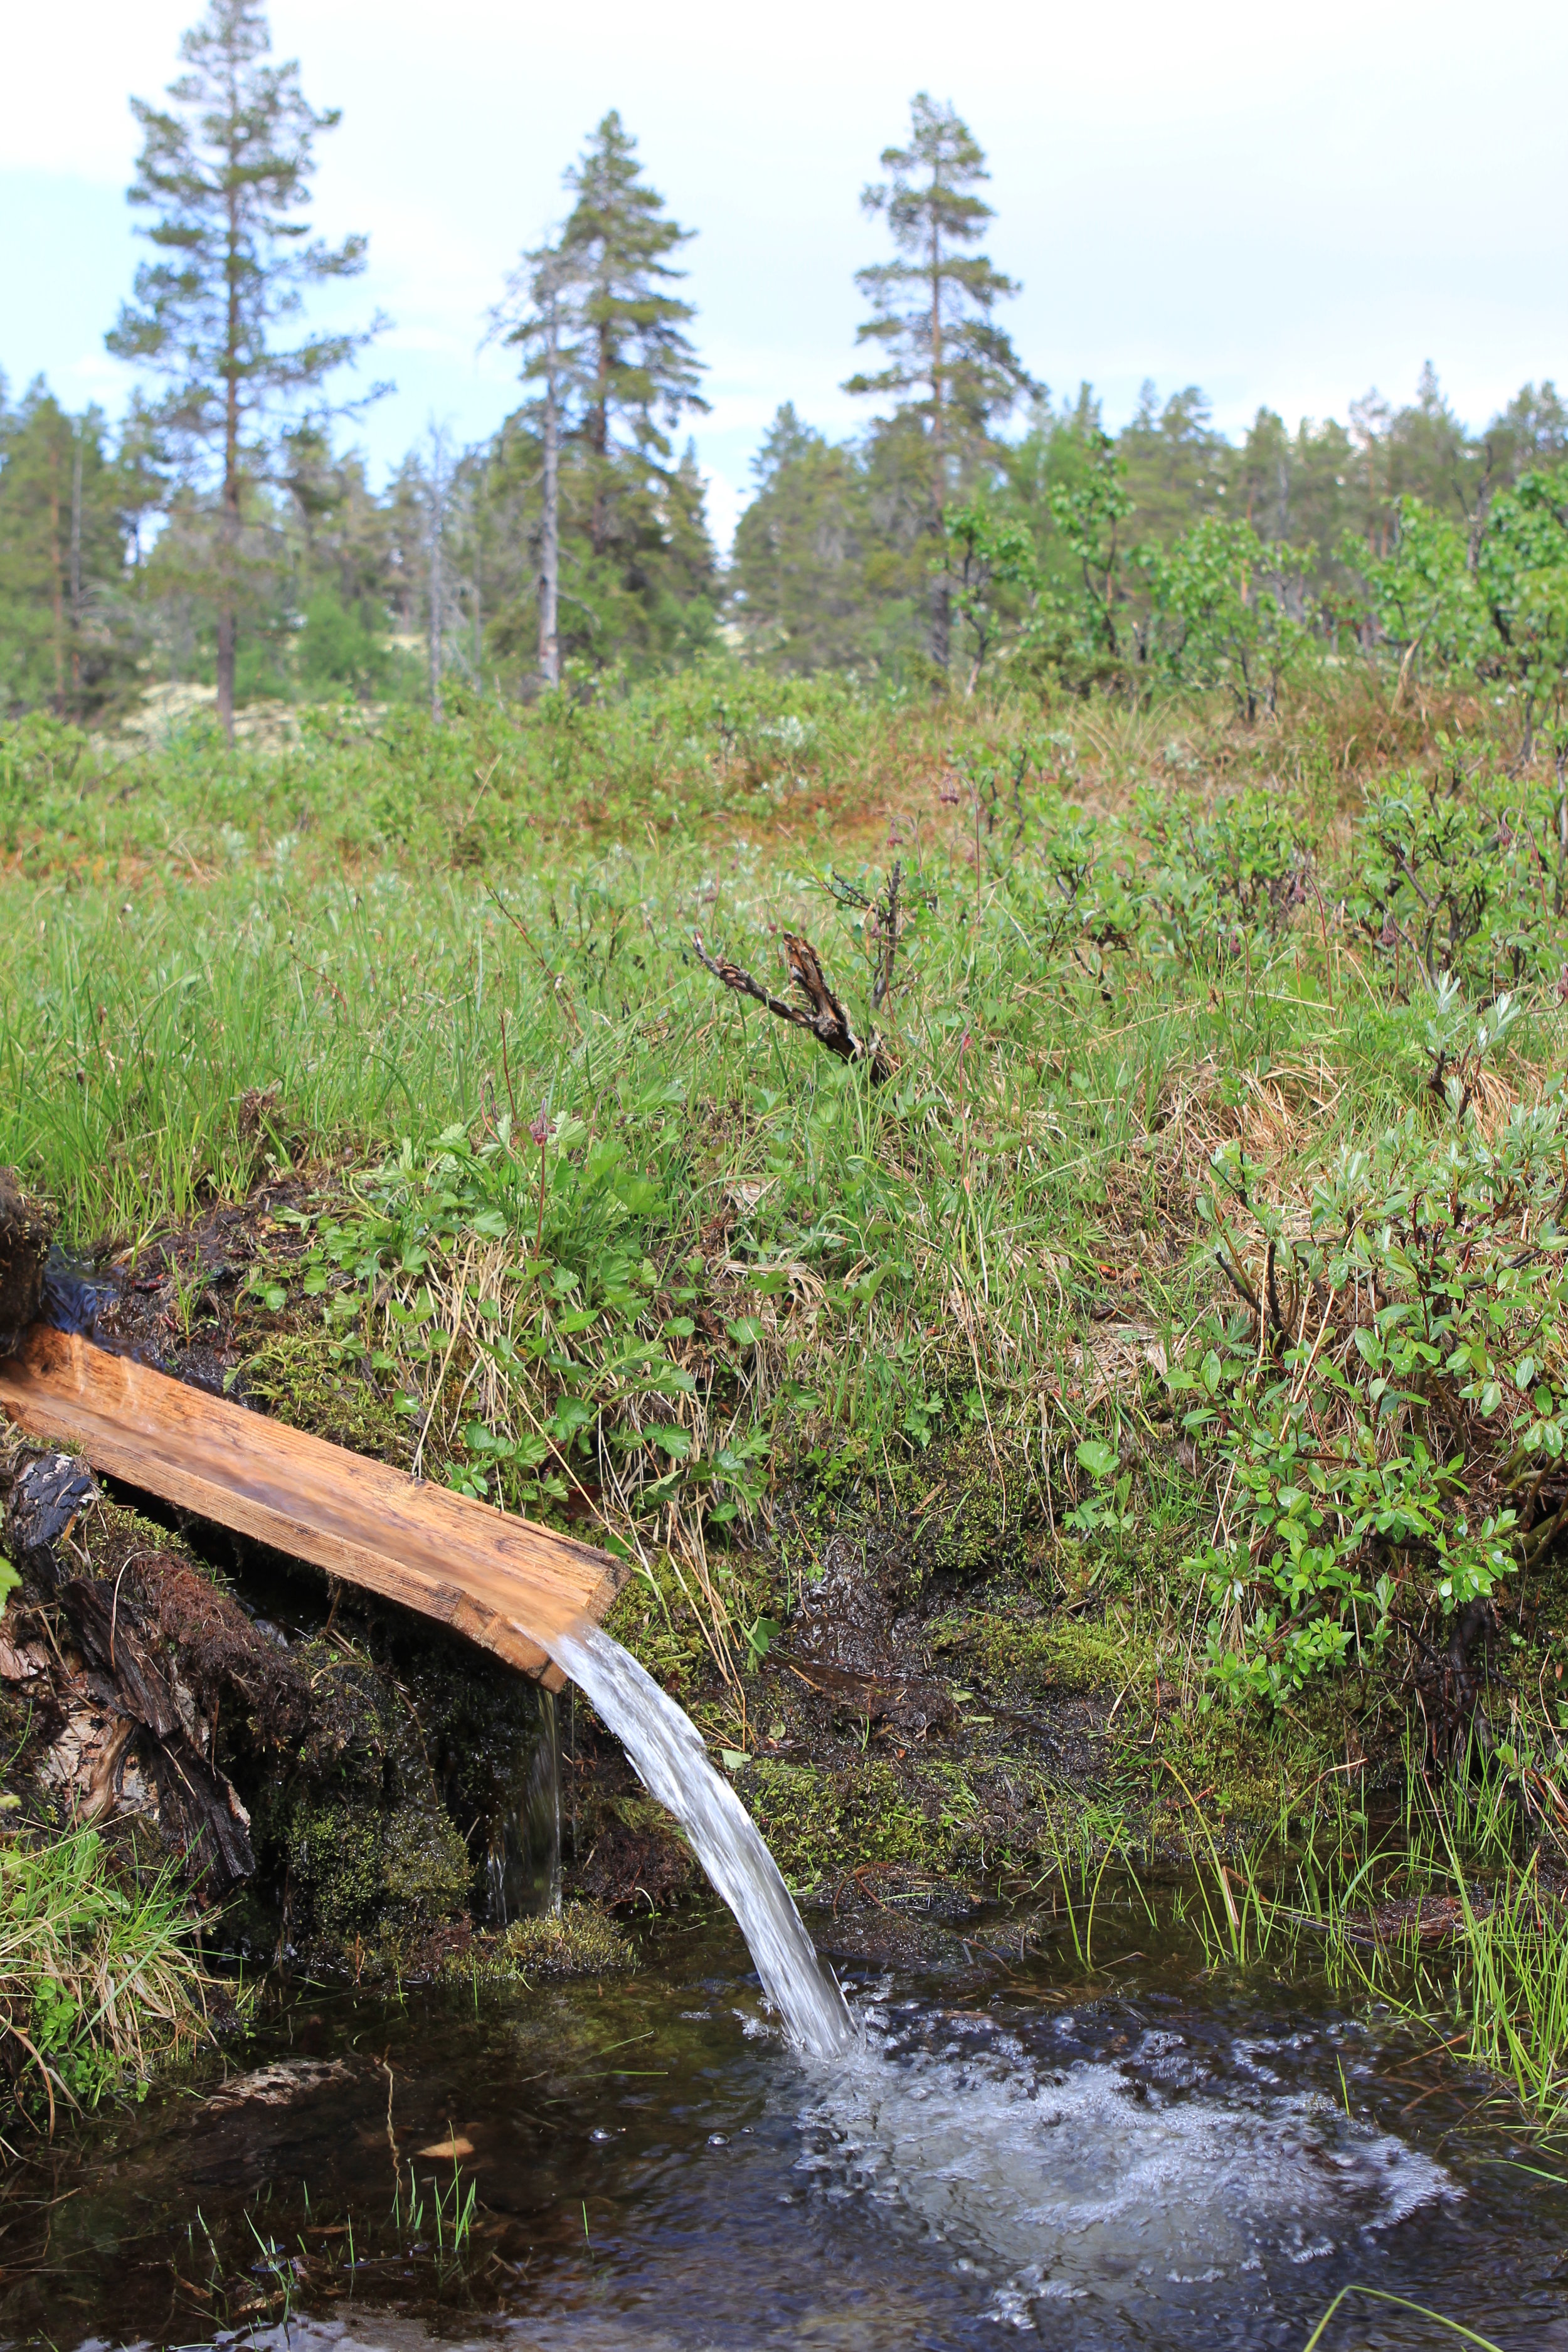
[0,1327,628,1692]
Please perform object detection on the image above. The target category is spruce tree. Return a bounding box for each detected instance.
[731,406,873,672]
[558,112,707,563]
[489,117,713,681]
[846,94,1033,669]
[107,0,381,739]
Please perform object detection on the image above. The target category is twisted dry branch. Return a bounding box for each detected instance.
[692,930,891,1082]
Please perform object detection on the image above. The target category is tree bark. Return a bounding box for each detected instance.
[69,431,83,713]
[218,186,241,746]
[539,298,561,688]
[48,466,65,716]
[928,206,950,672]
[589,308,610,558]
[427,435,445,723]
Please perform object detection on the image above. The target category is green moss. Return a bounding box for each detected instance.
[502,1901,632,1976]
[739,1753,1058,1886]
[243,1324,409,1463]
[930,1601,1154,1697]
[601,1557,708,1687]
[285,1797,386,1941]
[795,1434,1048,1609]
[272,1640,472,1947]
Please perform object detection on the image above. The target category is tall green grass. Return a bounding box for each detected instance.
[5,669,1565,1739]
[0,1828,209,2129]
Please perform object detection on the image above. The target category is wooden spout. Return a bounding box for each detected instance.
[0,1327,627,1691]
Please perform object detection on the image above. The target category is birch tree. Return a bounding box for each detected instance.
[493,242,577,688]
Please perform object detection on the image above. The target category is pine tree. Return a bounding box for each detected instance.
[493,241,578,686]
[107,0,381,740]
[0,379,133,718]
[846,94,1034,669]
[558,112,707,564]
[486,120,714,684]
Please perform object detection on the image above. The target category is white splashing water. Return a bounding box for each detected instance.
[793,2011,1456,2326]
[546,1624,1452,2328]
[549,1621,857,2058]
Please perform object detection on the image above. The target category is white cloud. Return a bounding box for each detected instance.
[5,0,1567,553]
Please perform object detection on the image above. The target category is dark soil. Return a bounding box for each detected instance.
[0,1167,52,1357]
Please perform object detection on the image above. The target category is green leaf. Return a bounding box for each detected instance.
[548,1397,595,1440]
[1076,1438,1119,1481]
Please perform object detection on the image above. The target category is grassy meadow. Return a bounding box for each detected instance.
[5,660,1568,2134]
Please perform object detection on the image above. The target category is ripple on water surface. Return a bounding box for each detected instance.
[21,1932,1568,2351]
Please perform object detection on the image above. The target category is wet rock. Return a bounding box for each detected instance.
[0,1169,52,1357]
[206,2056,356,2109]
[777,1652,957,1742]
[575,1809,697,1911]
[390,1623,555,1920]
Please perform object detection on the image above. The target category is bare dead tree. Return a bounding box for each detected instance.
[692,929,891,1081]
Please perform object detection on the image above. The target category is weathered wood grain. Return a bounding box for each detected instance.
[0,1327,627,1691]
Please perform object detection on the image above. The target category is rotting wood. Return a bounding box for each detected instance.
[0,1327,627,1693]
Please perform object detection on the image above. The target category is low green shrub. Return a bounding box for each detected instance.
[1175,1072,1568,1707]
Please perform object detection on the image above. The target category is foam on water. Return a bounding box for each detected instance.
[792,2006,1456,2328]
[539,1624,1456,2336]
[549,1620,857,2058]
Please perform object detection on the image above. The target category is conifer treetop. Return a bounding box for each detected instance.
[846,92,1033,443]
[107,0,381,473]
[559,110,707,462]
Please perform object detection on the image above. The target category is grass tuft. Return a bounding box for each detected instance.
[0,1828,209,2129]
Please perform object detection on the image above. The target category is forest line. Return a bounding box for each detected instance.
[4,0,1567,735]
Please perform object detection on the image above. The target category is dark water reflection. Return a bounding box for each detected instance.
[5,1902,1567,2350]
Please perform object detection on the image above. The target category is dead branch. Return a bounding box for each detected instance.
[820,861,904,1012]
[692,930,891,1081]
[871,861,903,1010]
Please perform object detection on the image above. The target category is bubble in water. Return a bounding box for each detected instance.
[790,2011,1456,2331]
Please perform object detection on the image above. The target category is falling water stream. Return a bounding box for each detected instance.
[549,1621,857,2058]
[9,1297,1559,2343]
[484,1684,563,1927]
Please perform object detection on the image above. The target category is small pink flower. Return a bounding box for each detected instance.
[529,1108,551,1149]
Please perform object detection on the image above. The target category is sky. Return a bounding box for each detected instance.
[4,0,1567,549]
